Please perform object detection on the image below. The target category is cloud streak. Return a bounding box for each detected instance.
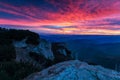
[0,0,120,35]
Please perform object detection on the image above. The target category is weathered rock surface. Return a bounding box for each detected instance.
[24,60,120,80]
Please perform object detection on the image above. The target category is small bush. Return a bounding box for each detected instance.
[29,52,54,67]
[25,36,39,45]
[0,71,11,80]
[0,27,40,45]
[0,61,40,80]
[0,45,16,61]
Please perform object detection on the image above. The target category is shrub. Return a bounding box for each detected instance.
[29,52,54,67]
[29,52,46,63]
[0,61,40,80]
[25,36,39,45]
[0,45,16,61]
[0,71,11,80]
[0,27,40,45]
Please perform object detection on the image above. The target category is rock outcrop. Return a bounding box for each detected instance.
[13,39,54,67]
[24,60,120,80]
[52,43,72,63]
[13,38,72,68]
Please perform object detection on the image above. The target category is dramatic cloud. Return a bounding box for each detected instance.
[0,0,120,34]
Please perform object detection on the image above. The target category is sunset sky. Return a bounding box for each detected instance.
[0,0,120,35]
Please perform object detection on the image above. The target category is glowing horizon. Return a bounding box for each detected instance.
[0,0,120,35]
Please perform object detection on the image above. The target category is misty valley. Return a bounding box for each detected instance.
[42,35,120,71]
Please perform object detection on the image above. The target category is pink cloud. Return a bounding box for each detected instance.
[0,0,120,35]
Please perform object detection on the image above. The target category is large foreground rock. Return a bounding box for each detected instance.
[24,60,120,80]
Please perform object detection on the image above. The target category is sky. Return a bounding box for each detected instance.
[0,0,120,35]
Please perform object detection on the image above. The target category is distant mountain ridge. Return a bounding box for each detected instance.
[40,35,120,44]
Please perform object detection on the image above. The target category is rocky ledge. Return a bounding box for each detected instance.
[24,60,120,80]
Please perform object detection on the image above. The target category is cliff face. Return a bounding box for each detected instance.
[24,60,120,80]
[0,27,72,64]
[13,38,72,68]
[13,39,55,67]
[0,28,73,80]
